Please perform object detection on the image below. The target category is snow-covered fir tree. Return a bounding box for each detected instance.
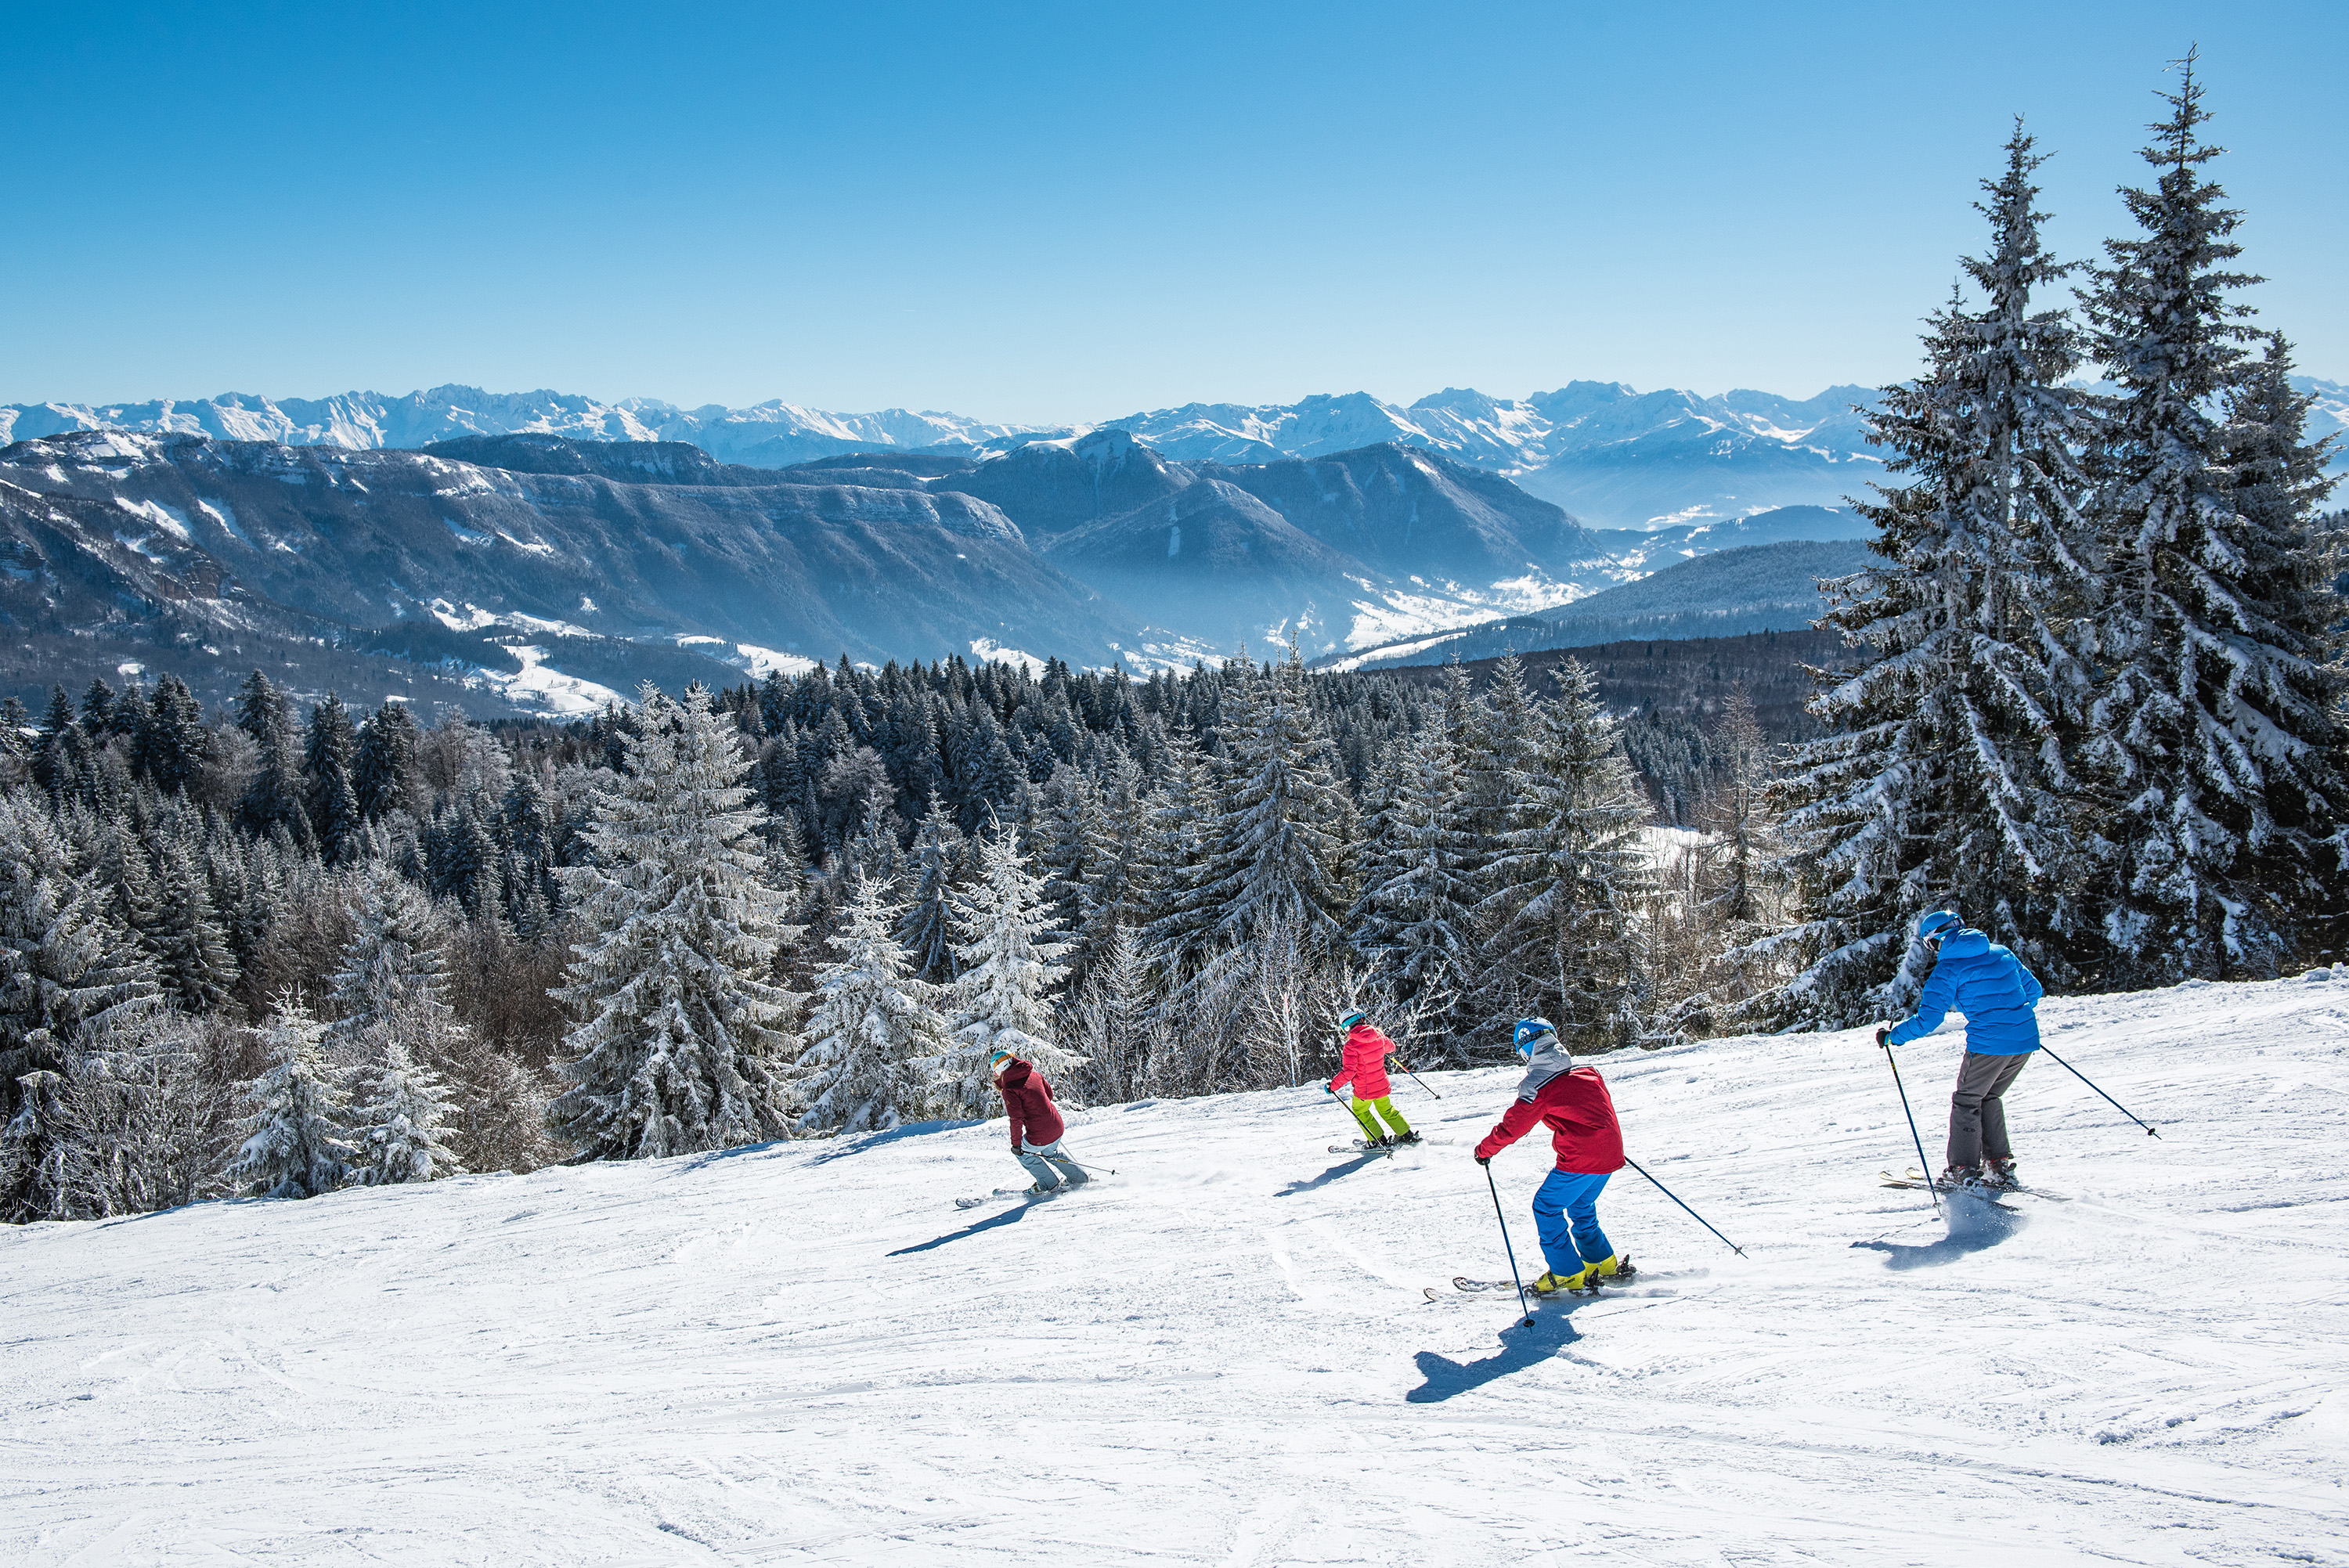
[548,684,799,1160]
[354,1037,464,1185]
[1348,722,1478,1023]
[1034,762,1110,958]
[794,876,955,1134]
[1138,724,1225,990]
[894,794,968,983]
[1066,921,1160,1105]
[328,861,464,1062]
[230,993,357,1199]
[1756,124,2098,1026]
[144,820,238,1014]
[2077,56,2345,982]
[0,796,159,1144]
[1478,661,1654,1051]
[1198,649,1355,954]
[937,827,1079,1117]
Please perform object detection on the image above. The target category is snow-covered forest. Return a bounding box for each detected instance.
[2,62,2340,1224]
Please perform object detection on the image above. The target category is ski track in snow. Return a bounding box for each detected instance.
[5,979,2347,1565]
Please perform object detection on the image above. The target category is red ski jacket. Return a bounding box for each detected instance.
[1475,1058,1624,1173]
[998,1059,1066,1151]
[1329,1022,1398,1101]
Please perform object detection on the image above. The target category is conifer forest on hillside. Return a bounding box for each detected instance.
[3,60,2342,1223]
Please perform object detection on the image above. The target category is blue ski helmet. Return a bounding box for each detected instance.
[1918,910,1961,944]
[1513,1018,1557,1055]
[1338,1009,1368,1032]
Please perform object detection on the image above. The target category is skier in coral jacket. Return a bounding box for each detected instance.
[992,1048,1088,1193]
[1327,1010,1419,1148]
[1475,1018,1632,1294]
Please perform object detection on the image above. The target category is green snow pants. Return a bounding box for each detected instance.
[1347,1094,1412,1141]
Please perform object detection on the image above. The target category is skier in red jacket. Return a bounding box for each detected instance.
[1475,1018,1633,1294]
[991,1047,1088,1192]
[1328,1010,1419,1148]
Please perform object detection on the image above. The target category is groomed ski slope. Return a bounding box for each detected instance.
[6,977,2347,1566]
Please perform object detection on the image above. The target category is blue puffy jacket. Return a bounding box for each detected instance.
[1885,927,2044,1055]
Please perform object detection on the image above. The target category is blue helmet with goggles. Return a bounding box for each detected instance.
[1512,1018,1557,1055]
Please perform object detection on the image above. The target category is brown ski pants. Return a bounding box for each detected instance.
[1947,1050,2032,1170]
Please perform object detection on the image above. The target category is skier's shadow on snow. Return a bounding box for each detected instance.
[1276,1152,1387,1197]
[1405,1313,1582,1403]
[886,1202,1038,1256]
[1853,1195,2026,1271]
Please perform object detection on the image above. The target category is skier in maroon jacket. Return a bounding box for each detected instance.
[991,1047,1088,1192]
[1475,1018,1633,1294]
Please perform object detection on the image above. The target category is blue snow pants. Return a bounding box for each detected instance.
[1531,1169,1613,1276]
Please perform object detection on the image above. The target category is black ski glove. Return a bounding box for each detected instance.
[1875,1025,1891,1047]
[1475,1154,1491,1166]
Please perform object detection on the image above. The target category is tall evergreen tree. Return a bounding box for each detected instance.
[795,877,954,1134]
[134,676,206,795]
[146,822,238,1013]
[547,685,799,1159]
[1348,723,1478,1022]
[937,827,1078,1116]
[2077,56,2343,981]
[1758,125,2097,1025]
[0,797,159,1136]
[235,671,315,851]
[351,701,422,823]
[1138,725,1225,989]
[1478,661,1654,1051]
[895,795,969,983]
[354,1038,464,1185]
[1198,650,1354,954]
[229,993,355,1199]
[304,693,363,863]
[329,862,464,1061]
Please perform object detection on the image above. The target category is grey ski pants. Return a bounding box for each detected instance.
[1016,1138,1089,1190]
[1947,1050,2032,1169]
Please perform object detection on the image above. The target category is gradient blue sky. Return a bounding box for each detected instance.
[5,2,2340,422]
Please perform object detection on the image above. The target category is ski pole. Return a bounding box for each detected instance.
[1878,1033,1941,1217]
[1481,1162,1536,1328]
[2037,1043,2160,1138]
[1622,1156,1747,1257]
[1067,1159,1119,1175]
[1396,1064,1442,1101]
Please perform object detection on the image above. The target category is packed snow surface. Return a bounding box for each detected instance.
[5,978,2346,1565]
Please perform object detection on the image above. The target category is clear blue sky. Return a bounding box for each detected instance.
[5,2,2340,422]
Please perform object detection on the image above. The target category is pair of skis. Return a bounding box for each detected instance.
[1428,1259,1662,1305]
[1876,1166,2068,1206]
[953,1184,1079,1210]
[1327,1137,1436,1155]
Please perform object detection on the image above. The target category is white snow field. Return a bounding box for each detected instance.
[6,978,2347,1566]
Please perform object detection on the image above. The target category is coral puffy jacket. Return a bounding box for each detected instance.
[1475,1058,1625,1173]
[998,1059,1066,1150]
[1328,1022,1398,1101]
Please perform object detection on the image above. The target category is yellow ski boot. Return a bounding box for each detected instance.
[1530,1265,1595,1296]
[1588,1253,1636,1282]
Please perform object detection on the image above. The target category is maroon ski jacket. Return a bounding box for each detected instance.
[998,1058,1066,1151]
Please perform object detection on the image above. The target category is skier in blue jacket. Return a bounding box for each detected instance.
[1875,909,2044,1190]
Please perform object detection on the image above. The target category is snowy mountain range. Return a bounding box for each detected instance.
[0,380,1888,531]
[11,377,2339,533]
